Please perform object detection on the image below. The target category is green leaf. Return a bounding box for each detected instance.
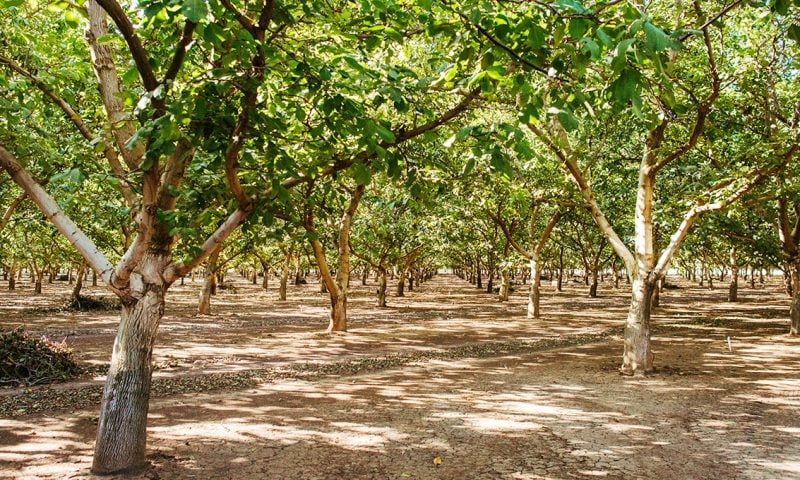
[556,110,579,132]
[203,23,226,46]
[490,149,513,178]
[182,0,208,23]
[319,67,332,81]
[351,163,372,185]
[643,22,670,51]
[461,157,476,176]
[596,27,612,47]
[773,0,790,15]
[579,38,600,59]
[64,9,81,27]
[456,126,472,141]
[788,24,800,43]
[444,66,458,82]
[611,68,641,104]
[122,67,139,86]
[568,19,588,39]
[96,33,117,44]
[375,123,396,143]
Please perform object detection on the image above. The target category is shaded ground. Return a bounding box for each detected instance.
[1,272,799,479]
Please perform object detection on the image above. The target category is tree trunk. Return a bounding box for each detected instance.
[650,281,660,307]
[279,252,290,300]
[361,268,368,286]
[408,270,414,292]
[728,248,738,302]
[790,260,800,335]
[92,255,166,474]
[528,258,542,318]
[377,268,387,307]
[396,270,406,297]
[329,294,346,331]
[72,261,87,300]
[621,278,655,376]
[499,269,510,302]
[197,248,220,315]
[556,247,563,292]
[589,269,598,298]
[33,265,43,294]
[8,260,16,290]
[306,184,364,333]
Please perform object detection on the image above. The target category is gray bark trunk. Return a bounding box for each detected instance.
[92,255,166,474]
[499,269,510,302]
[197,248,220,315]
[791,261,800,335]
[728,248,738,302]
[377,268,387,307]
[527,258,541,318]
[621,278,655,375]
[279,252,290,301]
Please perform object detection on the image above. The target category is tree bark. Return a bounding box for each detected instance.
[791,261,800,335]
[377,268,387,307]
[306,184,365,333]
[621,278,655,375]
[499,269,510,301]
[728,247,738,302]
[589,268,598,298]
[528,258,542,318]
[73,261,87,300]
[396,271,406,296]
[556,247,563,292]
[279,250,290,301]
[92,253,167,474]
[197,247,220,315]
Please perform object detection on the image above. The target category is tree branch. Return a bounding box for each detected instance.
[165,89,478,281]
[218,0,256,35]
[94,0,159,91]
[527,122,637,274]
[652,144,797,278]
[0,192,26,237]
[163,21,197,88]
[0,145,118,293]
[654,22,721,173]
[456,12,548,75]
[486,209,530,259]
[534,211,564,258]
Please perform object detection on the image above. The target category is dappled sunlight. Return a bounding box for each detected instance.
[2,275,799,478]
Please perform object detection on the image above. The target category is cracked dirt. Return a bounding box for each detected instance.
[1,273,799,479]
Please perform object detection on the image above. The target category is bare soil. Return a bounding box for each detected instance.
[1,273,799,480]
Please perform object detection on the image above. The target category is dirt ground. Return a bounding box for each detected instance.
[1,272,799,480]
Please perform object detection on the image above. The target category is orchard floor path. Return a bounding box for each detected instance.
[1,273,799,479]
